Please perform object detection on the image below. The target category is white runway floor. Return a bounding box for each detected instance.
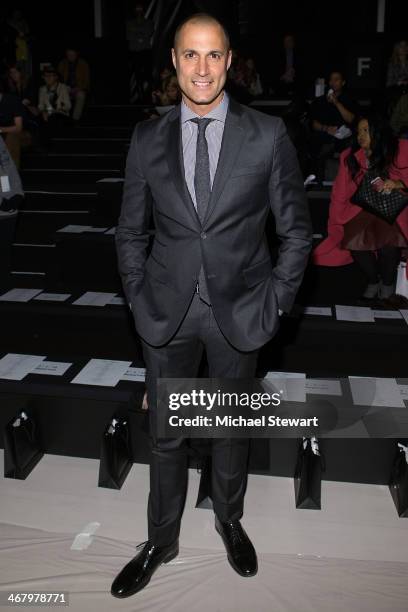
[1,449,408,612]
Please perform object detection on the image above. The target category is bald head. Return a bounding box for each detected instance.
[173,12,230,52]
[171,12,232,116]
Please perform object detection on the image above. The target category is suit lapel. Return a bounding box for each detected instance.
[165,106,201,229]
[202,97,245,227]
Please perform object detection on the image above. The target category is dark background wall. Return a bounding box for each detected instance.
[2,0,408,102]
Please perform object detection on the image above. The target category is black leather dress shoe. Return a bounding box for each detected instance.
[215,515,258,577]
[110,539,179,598]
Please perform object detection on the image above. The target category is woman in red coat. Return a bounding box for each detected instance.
[312,113,408,301]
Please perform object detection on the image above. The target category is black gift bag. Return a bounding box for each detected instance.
[4,411,44,479]
[294,437,325,510]
[389,442,408,518]
[98,416,134,489]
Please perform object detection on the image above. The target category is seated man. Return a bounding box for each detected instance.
[0,84,24,168]
[57,47,90,122]
[38,66,71,146]
[6,64,41,151]
[309,70,359,182]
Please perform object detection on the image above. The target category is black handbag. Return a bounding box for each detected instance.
[350,169,408,224]
[4,411,44,479]
[294,437,325,509]
[389,442,408,517]
[98,416,134,489]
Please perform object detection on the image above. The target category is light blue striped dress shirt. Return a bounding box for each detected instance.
[180,90,229,208]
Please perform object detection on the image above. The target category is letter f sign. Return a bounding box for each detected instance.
[357,57,371,76]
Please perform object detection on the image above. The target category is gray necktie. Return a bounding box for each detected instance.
[190,117,214,305]
[190,117,213,222]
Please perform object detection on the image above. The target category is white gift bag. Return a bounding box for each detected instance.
[396,262,408,298]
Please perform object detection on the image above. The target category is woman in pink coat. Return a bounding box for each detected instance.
[312,113,408,301]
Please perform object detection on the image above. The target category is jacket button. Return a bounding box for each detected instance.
[200,232,207,239]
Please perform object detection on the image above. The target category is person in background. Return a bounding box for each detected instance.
[57,47,90,123]
[390,92,408,137]
[152,74,180,106]
[156,65,173,86]
[245,57,263,97]
[312,114,408,304]
[386,40,408,89]
[385,40,408,125]
[309,70,358,183]
[226,47,240,83]
[0,136,24,290]
[226,53,252,103]
[126,2,154,102]
[38,66,71,147]
[0,12,18,68]
[6,64,39,122]
[6,8,31,78]
[272,33,306,97]
[282,97,313,179]
[6,64,36,113]
[278,33,296,93]
[0,82,24,167]
[6,64,39,152]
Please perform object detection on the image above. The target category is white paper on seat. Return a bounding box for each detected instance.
[373,310,403,319]
[264,371,306,402]
[302,306,332,316]
[108,296,125,305]
[97,178,124,183]
[0,288,44,302]
[335,305,375,322]
[399,385,408,401]
[400,310,408,326]
[349,376,405,408]
[121,367,146,382]
[32,361,72,376]
[104,227,116,234]
[83,227,108,233]
[70,359,132,387]
[305,379,342,396]
[0,353,47,380]
[33,292,71,302]
[56,225,93,233]
[72,292,118,307]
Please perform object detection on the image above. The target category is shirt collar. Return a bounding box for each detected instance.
[180,90,229,124]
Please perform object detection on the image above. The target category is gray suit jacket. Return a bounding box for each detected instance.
[115,96,313,351]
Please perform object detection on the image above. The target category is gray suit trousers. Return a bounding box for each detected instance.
[141,290,259,546]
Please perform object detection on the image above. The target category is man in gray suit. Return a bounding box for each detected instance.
[112,12,313,598]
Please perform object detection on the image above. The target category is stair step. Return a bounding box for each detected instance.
[21,168,122,184]
[22,153,125,171]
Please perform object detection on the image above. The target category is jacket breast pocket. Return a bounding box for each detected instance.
[230,162,265,179]
[242,256,273,288]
